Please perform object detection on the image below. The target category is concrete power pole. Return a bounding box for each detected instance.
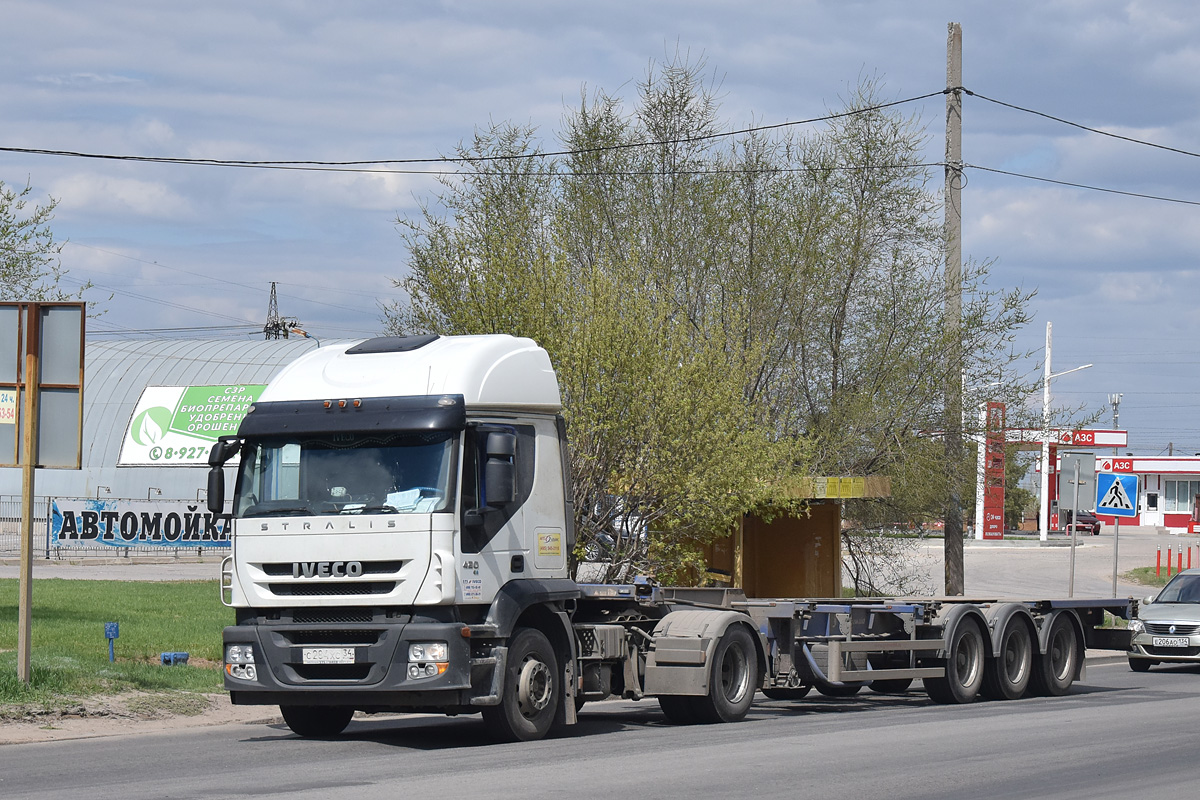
[944,22,965,595]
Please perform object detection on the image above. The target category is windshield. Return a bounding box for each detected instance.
[1155,573,1200,604]
[235,430,457,518]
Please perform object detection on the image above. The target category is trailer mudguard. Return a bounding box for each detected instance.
[933,604,992,660]
[983,603,1036,656]
[644,609,763,696]
[1035,609,1087,683]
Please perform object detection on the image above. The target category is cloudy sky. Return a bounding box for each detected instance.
[3,1,1199,454]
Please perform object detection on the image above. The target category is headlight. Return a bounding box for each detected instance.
[409,642,448,662]
[1129,619,1145,634]
[225,644,256,664]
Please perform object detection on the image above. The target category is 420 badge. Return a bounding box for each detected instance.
[118,384,266,466]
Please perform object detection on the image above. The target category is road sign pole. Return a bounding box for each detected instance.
[1112,517,1120,597]
[1069,459,1079,597]
[18,309,41,685]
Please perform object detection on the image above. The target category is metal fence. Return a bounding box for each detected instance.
[1,495,226,559]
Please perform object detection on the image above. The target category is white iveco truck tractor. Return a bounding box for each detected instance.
[208,334,1133,742]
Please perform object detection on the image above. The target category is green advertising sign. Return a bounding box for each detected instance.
[120,385,266,466]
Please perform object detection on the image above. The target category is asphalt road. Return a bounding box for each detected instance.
[0,661,1195,799]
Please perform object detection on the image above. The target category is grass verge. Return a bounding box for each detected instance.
[1122,567,1171,589]
[0,579,229,714]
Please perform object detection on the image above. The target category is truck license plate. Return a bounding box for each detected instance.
[302,647,356,664]
[1152,637,1189,648]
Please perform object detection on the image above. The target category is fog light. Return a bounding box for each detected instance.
[409,664,421,679]
[225,663,257,681]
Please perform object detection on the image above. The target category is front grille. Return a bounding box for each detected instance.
[293,608,375,624]
[1144,645,1200,657]
[261,561,404,577]
[1145,622,1200,636]
[287,629,382,646]
[293,664,373,681]
[269,582,396,596]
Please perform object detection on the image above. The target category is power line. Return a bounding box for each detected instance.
[966,90,1200,160]
[0,90,948,173]
[966,164,1200,207]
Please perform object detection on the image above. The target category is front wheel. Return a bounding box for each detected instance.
[280,705,354,738]
[483,628,559,742]
[925,617,986,704]
[1128,656,1152,672]
[690,625,759,723]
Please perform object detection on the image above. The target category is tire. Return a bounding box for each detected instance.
[658,695,700,724]
[925,617,986,704]
[279,705,354,738]
[1030,613,1080,696]
[483,628,559,742]
[981,617,1034,701]
[816,682,864,697]
[690,625,759,723]
[1128,656,1152,672]
[869,678,913,694]
[762,685,813,700]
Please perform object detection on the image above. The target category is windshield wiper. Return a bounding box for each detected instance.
[347,504,403,515]
[241,504,314,518]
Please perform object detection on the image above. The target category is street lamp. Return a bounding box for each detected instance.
[1039,321,1092,542]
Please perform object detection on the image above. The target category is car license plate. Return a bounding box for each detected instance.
[302,647,356,664]
[1152,637,1190,648]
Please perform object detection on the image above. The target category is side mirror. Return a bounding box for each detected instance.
[208,436,240,467]
[484,432,516,507]
[207,467,225,515]
[1144,594,1156,606]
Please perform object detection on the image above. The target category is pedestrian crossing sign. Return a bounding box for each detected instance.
[1095,472,1138,518]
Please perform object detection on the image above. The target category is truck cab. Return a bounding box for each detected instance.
[211,334,580,740]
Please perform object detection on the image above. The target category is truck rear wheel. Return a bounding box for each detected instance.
[762,685,812,700]
[691,625,758,723]
[280,705,354,738]
[981,617,1033,700]
[483,628,559,742]
[925,617,985,704]
[1030,613,1079,696]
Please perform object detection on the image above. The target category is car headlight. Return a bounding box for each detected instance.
[225,644,256,664]
[1129,619,1145,634]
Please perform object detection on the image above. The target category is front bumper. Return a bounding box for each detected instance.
[223,613,494,710]
[1129,627,1200,663]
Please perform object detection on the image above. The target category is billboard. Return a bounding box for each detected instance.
[118,384,265,466]
[50,498,232,548]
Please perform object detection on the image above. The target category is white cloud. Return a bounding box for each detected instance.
[47,173,192,219]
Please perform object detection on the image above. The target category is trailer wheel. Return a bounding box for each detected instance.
[483,628,559,742]
[1030,613,1079,696]
[1128,657,1152,672]
[691,625,758,723]
[925,617,985,704]
[981,617,1033,700]
[816,682,863,697]
[280,705,354,738]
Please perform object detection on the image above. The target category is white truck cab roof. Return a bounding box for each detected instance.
[258,334,561,413]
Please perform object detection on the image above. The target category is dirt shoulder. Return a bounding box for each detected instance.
[0,691,278,745]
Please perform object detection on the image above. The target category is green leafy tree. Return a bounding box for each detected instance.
[386,57,1034,585]
[0,179,90,302]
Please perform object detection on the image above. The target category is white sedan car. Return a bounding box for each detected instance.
[1129,568,1200,671]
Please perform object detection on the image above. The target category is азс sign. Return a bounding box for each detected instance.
[118,384,265,466]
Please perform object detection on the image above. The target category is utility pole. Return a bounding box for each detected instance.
[943,22,965,595]
[1108,393,1122,456]
[263,282,298,340]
